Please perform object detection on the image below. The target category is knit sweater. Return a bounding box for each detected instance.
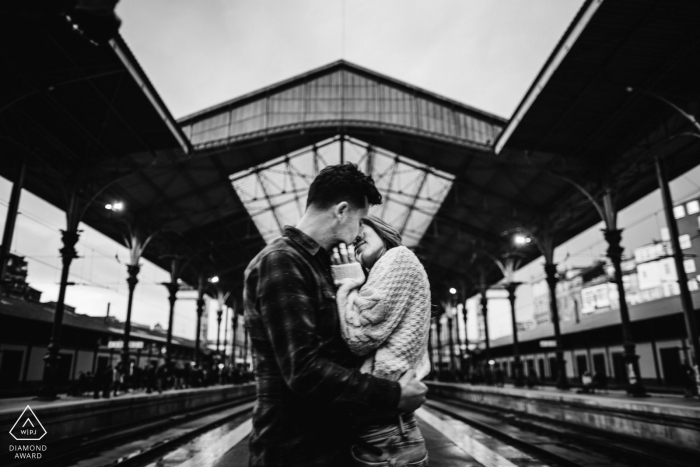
[332,246,431,381]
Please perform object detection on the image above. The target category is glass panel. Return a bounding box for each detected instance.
[187,68,504,147]
[230,136,454,246]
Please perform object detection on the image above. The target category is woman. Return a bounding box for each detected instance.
[331,215,431,467]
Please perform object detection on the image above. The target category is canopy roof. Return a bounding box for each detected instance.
[3,1,700,305]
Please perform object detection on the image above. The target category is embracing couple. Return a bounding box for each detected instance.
[244,163,432,467]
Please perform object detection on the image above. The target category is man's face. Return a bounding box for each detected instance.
[335,198,369,245]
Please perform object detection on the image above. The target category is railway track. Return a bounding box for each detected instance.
[427,396,698,467]
[7,393,255,467]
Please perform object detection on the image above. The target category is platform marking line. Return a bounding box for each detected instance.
[416,407,550,467]
[177,418,252,467]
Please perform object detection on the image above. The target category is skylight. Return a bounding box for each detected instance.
[230,136,454,246]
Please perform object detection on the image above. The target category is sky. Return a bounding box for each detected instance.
[3,0,699,345]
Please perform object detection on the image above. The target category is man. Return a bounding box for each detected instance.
[244,163,428,467]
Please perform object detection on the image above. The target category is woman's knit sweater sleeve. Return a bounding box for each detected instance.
[335,246,423,357]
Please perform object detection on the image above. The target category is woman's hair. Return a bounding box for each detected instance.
[362,215,402,250]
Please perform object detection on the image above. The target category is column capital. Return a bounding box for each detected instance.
[603,228,624,261]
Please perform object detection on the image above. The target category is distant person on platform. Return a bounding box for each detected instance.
[244,163,428,467]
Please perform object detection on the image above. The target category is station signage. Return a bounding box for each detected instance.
[539,340,557,348]
[107,340,144,349]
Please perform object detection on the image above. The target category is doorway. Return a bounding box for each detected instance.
[612,352,625,383]
[593,353,606,376]
[0,350,23,389]
[660,347,683,385]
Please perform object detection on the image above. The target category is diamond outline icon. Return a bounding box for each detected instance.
[9,405,47,441]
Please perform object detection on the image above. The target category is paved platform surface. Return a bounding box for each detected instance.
[208,413,485,467]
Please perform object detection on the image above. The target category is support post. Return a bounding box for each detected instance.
[243,327,249,370]
[122,264,140,372]
[427,320,434,379]
[195,278,205,366]
[36,228,80,400]
[216,308,222,354]
[447,315,456,379]
[232,309,239,364]
[436,314,443,380]
[0,161,26,298]
[480,292,490,360]
[461,303,469,379]
[544,263,570,389]
[505,282,525,387]
[223,305,230,366]
[163,281,178,369]
[604,228,647,396]
[655,156,700,395]
[160,256,184,370]
[480,290,492,384]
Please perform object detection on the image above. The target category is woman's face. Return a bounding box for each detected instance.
[354,224,385,269]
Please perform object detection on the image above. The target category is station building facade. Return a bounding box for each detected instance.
[485,196,700,388]
[0,254,252,397]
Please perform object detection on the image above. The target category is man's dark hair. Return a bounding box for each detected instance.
[306,163,382,209]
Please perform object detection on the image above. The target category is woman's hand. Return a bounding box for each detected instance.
[331,242,358,265]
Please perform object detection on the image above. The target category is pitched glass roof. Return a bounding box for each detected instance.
[181,63,504,150]
[229,136,454,246]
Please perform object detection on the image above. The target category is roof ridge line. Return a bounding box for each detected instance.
[177,60,506,124]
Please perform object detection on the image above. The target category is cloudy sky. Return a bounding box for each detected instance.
[3,0,700,345]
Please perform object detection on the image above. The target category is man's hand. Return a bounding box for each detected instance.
[397,369,427,413]
[331,242,357,265]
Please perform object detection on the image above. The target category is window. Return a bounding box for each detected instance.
[687,200,700,215]
[684,259,697,274]
[674,205,686,219]
[689,279,699,292]
[679,234,692,250]
[661,227,670,241]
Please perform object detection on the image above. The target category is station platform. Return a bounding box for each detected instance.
[427,381,700,453]
[141,406,515,467]
[1,384,255,464]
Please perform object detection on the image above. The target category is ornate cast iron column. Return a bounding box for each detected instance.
[556,178,646,396]
[216,308,223,354]
[435,312,443,380]
[604,227,646,396]
[213,289,230,357]
[223,305,230,366]
[160,256,188,369]
[427,320,434,379]
[447,314,456,378]
[232,308,239,363]
[36,228,80,399]
[480,291,490,362]
[163,280,179,367]
[121,225,158,373]
[461,302,469,378]
[505,282,525,387]
[656,155,700,394]
[122,264,141,367]
[194,275,206,365]
[544,263,570,389]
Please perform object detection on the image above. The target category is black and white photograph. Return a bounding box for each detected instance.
[1,1,699,466]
